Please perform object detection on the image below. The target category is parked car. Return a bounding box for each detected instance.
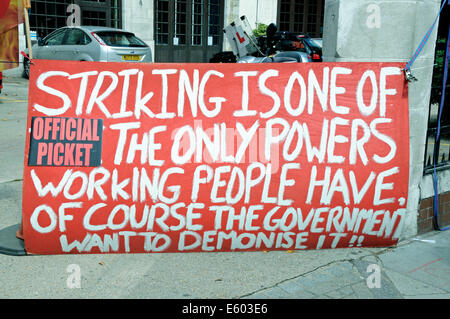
[264,31,322,62]
[237,51,309,63]
[296,35,323,62]
[209,51,237,63]
[23,26,152,79]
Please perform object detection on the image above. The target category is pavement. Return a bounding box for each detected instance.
[0,69,449,299]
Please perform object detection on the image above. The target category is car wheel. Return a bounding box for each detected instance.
[22,58,30,79]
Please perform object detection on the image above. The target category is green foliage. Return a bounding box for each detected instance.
[253,23,268,38]
[431,37,449,104]
[433,38,447,84]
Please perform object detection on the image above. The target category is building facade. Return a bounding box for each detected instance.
[25,0,325,62]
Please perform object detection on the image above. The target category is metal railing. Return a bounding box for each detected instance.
[424,125,450,174]
[423,84,450,174]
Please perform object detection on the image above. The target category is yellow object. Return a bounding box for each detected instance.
[0,0,23,71]
[122,55,142,61]
[23,0,31,10]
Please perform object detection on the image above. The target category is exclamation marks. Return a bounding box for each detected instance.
[349,235,365,247]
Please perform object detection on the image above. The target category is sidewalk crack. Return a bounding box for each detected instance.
[235,258,354,299]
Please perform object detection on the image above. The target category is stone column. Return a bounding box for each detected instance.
[323,0,442,239]
[122,1,154,61]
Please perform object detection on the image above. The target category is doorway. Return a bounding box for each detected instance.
[154,0,224,62]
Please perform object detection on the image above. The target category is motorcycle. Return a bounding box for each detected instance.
[212,18,311,64]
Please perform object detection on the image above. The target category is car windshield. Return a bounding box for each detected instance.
[95,31,148,47]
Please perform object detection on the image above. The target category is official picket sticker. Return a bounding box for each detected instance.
[28,116,103,167]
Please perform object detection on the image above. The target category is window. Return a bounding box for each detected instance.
[29,0,122,39]
[208,0,220,45]
[192,0,203,46]
[45,29,67,46]
[65,29,91,45]
[156,0,169,44]
[293,1,304,33]
[307,2,318,34]
[297,39,309,53]
[82,10,107,27]
[279,0,290,31]
[424,35,450,173]
[278,0,324,37]
[95,31,148,47]
[175,0,187,45]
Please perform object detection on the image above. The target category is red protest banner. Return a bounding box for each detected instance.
[22,60,409,254]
